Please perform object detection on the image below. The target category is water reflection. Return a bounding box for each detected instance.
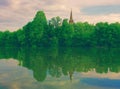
[0,47,120,82]
[82,78,120,88]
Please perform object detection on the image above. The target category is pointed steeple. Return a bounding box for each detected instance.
[69,9,74,24]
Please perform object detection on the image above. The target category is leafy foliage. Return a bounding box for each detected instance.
[0,11,120,47]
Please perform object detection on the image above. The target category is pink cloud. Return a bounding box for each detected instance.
[0,0,120,31]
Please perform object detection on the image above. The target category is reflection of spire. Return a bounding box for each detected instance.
[69,9,74,24]
[69,71,73,82]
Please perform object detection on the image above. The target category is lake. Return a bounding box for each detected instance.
[0,47,120,89]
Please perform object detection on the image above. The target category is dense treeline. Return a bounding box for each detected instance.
[0,11,120,47]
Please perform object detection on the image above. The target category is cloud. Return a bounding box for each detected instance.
[0,0,10,6]
[0,0,120,31]
[81,5,120,15]
[75,14,120,24]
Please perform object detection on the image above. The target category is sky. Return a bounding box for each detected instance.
[0,0,120,31]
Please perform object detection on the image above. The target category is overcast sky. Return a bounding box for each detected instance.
[0,0,120,31]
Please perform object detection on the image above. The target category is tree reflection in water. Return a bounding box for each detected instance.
[0,47,120,82]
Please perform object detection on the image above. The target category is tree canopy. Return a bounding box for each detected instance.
[0,10,120,48]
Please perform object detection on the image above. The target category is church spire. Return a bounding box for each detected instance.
[69,9,74,24]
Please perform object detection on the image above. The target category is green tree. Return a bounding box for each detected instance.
[49,16,62,28]
[94,22,109,47]
[59,19,74,46]
[22,11,47,47]
[73,22,94,47]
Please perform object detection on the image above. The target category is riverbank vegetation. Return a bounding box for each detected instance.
[0,11,120,48]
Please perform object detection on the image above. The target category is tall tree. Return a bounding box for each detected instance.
[59,19,74,46]
[49,16,62,28]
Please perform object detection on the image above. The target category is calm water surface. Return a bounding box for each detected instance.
[0,47,120,89]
